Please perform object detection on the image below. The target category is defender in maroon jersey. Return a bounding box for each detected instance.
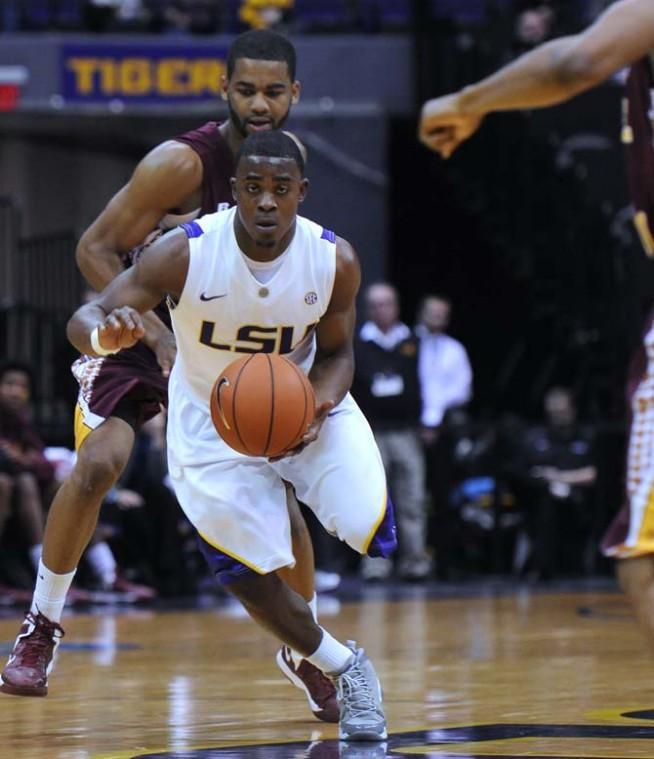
[2,30,338,721]
[417,0,654,649]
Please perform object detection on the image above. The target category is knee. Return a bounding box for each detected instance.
[72,442,127,500]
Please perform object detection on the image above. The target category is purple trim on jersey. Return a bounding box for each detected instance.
[367,495,397,559]
[321,228,336,243]
[196,532,260,585]
[181,221,204,239]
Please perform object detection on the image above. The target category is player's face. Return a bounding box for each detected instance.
[0,370,31,413]
[223,59,300,138]
[232,156,308,249]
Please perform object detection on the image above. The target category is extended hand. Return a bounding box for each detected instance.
[418,93,484,158]
[96,307,145,353]
[269,400,335,461]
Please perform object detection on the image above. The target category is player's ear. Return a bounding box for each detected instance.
[220,74,229,102]
[291,80,301,105]
[230,177,238,202]
[298,178,309,203]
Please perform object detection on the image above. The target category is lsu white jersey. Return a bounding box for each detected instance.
[168,206,337,409]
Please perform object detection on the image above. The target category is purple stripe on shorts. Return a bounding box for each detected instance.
[197,532,259,585]
[367,495,397,559]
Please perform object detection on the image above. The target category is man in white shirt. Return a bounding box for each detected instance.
[416,295,472,443]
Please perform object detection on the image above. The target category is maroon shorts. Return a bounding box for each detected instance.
[72,343,168,450]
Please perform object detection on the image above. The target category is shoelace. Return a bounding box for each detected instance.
[13,613,63,668]
[337,665,378,720]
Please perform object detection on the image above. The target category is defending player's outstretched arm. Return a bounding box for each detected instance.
[419,0,654,157]
[67,228,190,357]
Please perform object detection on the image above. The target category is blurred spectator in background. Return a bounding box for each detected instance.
[416,296,472,577]
[507,386,597,578]
[0,362,54,579]
[353,283,431,581]
[239,0,293,30]
[416,295,473,443]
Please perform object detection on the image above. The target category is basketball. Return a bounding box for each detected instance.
[210,353,316,457]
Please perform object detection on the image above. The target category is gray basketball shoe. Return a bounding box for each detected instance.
[332,642,387,741]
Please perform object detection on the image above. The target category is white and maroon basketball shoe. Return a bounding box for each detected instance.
[0,611,64,697]
[276,645,339,723]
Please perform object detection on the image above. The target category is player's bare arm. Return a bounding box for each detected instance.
[67,228,190,357]
[75,140,201,373]
[305,236,361,437]
[420,0,654,157]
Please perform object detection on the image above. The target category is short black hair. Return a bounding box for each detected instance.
[0,360,34,388]
[236,131,305,175]
[227,30,297,80]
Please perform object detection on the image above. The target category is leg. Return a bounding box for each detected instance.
[276,484,315,602]
[0,418,135,698]
[617,555,654,651]
[42,417,135,572]
[228,571,387,741]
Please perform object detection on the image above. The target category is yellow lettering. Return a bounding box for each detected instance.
[634,211,654,258]
[67,58,99,95]
[157,59,189,95]
[119,58,151,95]
[98,59,117,95]
[189,59,225,95]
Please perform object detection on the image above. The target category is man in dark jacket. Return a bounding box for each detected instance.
[353,284,431,581]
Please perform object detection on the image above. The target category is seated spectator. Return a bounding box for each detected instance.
[506,386,597,578]
[0,362,54,580]
[353,283,431,581]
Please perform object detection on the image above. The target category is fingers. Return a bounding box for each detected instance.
[99,307,145,348]
[315,400,335,421]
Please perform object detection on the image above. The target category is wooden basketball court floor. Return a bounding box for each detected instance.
[2,583,654,759]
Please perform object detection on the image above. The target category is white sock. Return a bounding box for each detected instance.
[306,628,354,675]
[86,542,117,587]
[28,544,42,572]
[30,560,76,623]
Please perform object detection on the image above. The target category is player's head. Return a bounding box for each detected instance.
[365,283,400,332]
[0,360,33,413]
[222,30,300,138]
[418,294,451,333]
[232,132,308,249]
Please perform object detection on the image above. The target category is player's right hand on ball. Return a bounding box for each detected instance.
[418,93,484,158]
[97,307,145,351]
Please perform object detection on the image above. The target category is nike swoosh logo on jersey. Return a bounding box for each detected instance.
[200,292,227,301]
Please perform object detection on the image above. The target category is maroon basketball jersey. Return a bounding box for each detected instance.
[173,121,235,215]
[623,57,654,255]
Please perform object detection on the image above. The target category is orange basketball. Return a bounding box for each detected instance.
[210,354,316,457]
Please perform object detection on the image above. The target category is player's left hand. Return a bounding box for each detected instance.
[268,400,334,461]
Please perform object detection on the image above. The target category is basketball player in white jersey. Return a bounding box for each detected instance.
[66,131,395,741]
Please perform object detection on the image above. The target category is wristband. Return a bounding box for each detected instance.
[90,326,119,356]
